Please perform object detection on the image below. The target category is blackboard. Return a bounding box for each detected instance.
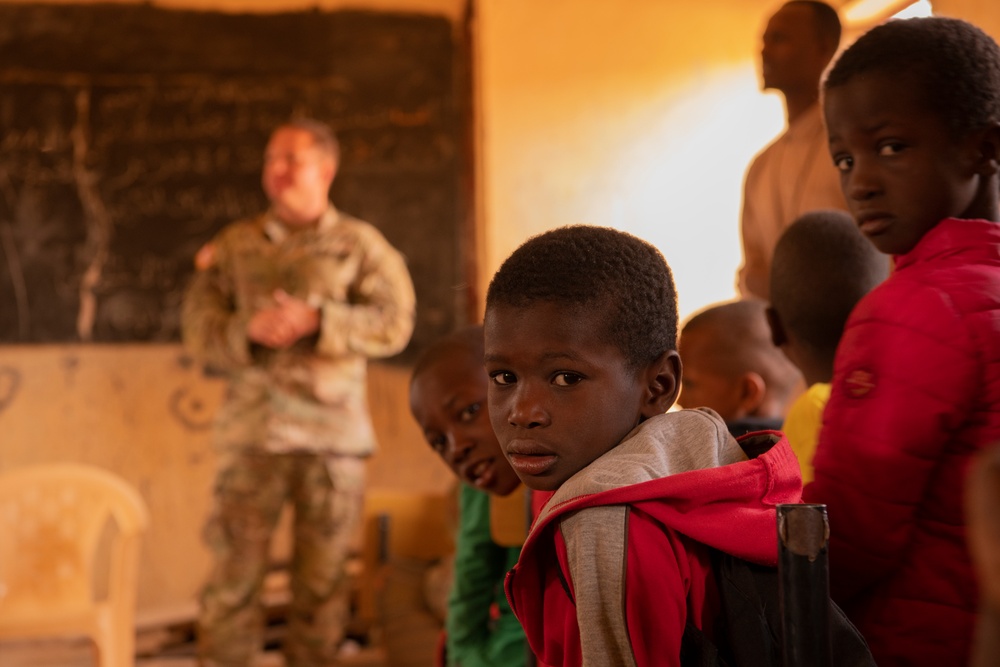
[0,3,468,358]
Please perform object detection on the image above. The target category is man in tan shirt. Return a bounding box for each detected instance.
[738,1,847,300]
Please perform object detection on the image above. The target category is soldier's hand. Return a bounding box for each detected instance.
[247,308,295,349]
[272,290,321,340]
[246,291,320,349]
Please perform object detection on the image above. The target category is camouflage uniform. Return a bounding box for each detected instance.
[182,206,415,667]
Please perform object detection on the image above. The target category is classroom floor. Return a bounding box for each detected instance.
[0,583,387,667]
[0,637,387,667]
[0,559,443,667]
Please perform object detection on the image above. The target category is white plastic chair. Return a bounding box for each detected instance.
[0,463,150,667]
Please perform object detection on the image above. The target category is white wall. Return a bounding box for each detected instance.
[477,0,788,321]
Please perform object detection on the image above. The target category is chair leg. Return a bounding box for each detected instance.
[89,638,103,667]
[93,613,134,667]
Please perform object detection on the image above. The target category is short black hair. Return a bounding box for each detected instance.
[485,225,677,369]
[785,1,841,53]
[279,117,341,161]
[824,17,1000,136]
[770,210,888,363]
[411,324,483,386]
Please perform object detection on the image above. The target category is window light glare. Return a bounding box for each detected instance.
[891,1,933,19]
[843,0,930,24]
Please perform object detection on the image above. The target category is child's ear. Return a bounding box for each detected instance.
[971,122,1000,176]
[736,371,767,417]
[640,350,682,418]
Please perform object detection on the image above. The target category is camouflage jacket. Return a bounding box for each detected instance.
[182,206,416,456]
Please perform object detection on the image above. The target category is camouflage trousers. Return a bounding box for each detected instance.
[198,450,366,667]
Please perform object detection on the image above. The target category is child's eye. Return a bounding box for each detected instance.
[490,371,517,386]
[458,402,481,421]
[552,372,583,387]
[833,154,853,172]
[427,433,447,454]
[878,142,905,157]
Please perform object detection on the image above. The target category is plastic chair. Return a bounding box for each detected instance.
[0,463,150,667]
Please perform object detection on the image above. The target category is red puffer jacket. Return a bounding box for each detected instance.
[804,218,1000,667]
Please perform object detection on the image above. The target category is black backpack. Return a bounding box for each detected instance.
[679,548,877,667]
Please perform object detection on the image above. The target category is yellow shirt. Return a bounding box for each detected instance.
[782,382,831,485]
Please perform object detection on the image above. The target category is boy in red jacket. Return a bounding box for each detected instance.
[483,225,802,666]
[803,18,1000,667]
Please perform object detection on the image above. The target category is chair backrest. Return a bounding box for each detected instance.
[0,463,149,619]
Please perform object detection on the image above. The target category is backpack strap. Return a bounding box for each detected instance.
[681,547,876,667]
[679,619,725,667]
[710,548,783,667]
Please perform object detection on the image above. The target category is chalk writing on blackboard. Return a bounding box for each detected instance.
[0,4,467,357]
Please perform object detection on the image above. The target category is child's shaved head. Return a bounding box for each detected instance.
[770,210,888,370]
[680,300,801,420]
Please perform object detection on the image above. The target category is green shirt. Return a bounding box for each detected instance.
[447,484,526,667]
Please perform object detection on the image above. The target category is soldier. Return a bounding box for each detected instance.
[182,118,416,667]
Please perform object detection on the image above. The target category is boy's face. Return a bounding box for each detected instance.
[409,348,521,496]
[825,71,986,255]
[484,301,655,491]
[760,3,829,95]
